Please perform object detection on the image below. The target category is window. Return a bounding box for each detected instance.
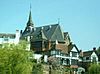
[71,59,78,65]
[66,59,70,65]
[61,58,64,65]
[50,49,57,55]
[86,57,89,60]
[72,52,77,57]
[56,50,61,55]
[4,38,9,41]
[51,50,56,55]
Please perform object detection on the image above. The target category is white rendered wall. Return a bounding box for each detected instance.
[14,30,20,44]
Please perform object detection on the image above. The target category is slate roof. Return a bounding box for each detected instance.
[31,27,47,41]
[21,24,66,42]
[0,33,15,38]
[21,9,68,42]
[21,29,32,37]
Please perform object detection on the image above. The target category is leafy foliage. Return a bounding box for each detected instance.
[0,40,33,74]
[88,64,100,74]
[97,47,100,54]
[32,63,43,74]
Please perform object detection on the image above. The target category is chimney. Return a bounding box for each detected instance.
[93,47,96,51]
[80,50,83,57]
[16,29,19,32]
[15,29,20,44]
[20,30,23,34]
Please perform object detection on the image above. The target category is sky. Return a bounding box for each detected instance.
[0,0,100,51]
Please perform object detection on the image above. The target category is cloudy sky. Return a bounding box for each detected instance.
[0,0,100,50]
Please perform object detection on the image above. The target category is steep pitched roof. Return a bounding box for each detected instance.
[44,24,57,39]
[31,24,65,42]
[31,27,47,41]
[21,9,69,42]
[21,9,34,38]
[21,29,32,37]
[27,10,34,27]
[49,24,64,42]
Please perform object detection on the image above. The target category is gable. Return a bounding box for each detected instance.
[50,25,64,42]
[38,24,58,40]
[71,46,78,52]
[91,52,98,58]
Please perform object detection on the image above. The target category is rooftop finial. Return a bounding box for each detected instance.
[30,3,32,11]
[58,18,60,25]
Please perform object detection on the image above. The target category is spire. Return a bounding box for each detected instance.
[27,4,34,27]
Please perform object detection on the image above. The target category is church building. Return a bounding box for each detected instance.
[20,9,72,54]
[20,8,80,71]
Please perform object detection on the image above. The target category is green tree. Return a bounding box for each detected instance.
[97,46,100,54]
[0,40,33,74]
[88,64,100,74]
[32,63,43,74]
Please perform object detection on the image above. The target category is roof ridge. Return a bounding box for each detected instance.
[34,24,58,28]
[83,50,93,53]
